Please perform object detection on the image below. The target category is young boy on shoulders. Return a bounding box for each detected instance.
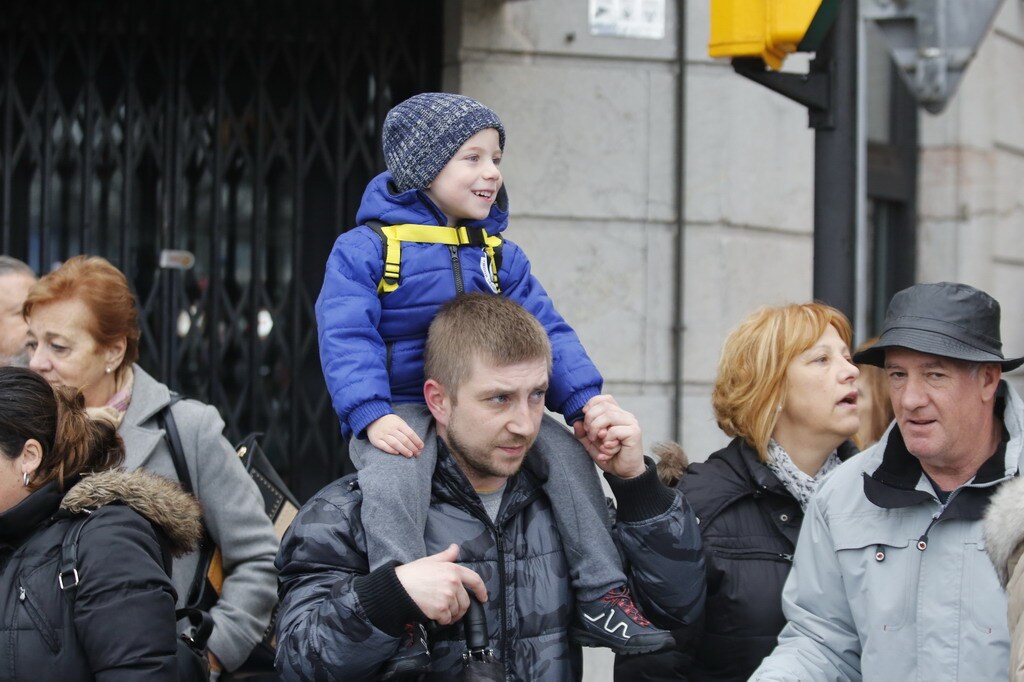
[316,92,673,670]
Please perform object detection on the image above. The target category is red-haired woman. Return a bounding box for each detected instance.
[23,255,278,677]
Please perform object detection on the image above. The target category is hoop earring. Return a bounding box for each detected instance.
[22,472,30,487]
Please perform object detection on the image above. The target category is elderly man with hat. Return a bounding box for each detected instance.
[752,281,1022,682]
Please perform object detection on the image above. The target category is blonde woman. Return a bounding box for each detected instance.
[617,303,860,681]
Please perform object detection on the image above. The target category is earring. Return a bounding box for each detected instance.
[105,367,112,374]
[22,472,30,486]
[776,404,783,413]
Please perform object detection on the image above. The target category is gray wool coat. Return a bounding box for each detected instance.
[117,364,279,671]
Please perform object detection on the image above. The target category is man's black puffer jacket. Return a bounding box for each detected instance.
[276,416,706,681]
[614,437,857,681]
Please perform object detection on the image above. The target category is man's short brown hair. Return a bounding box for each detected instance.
[424,293,552,395]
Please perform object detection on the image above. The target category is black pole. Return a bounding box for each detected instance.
[811,0,858,317]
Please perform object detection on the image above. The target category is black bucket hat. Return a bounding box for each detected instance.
[854,281,1024,371]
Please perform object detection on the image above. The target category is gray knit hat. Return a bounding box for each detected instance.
[382,92,506,192]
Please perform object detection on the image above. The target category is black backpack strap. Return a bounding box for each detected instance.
[157,394,192,495]
[365,219,400,295]
[458,225,503,293]
[59,513,92,602]
[156,393,214,608]
[60,508,214,664]
[176,606,214,650]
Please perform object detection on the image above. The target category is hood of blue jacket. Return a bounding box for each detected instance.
[355,171,510,235]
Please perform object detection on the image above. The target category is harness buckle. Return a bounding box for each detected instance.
[457,226,487,246]
[58,568,80,591]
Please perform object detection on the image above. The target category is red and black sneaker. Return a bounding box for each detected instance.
[380,622,432,680]
[569,586,675,655]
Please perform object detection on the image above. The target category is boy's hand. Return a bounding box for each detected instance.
[367,414,425,458]
[578,394,622,456]
[573,395,646,479]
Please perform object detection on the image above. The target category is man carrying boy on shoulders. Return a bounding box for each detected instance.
[276,294,705,681]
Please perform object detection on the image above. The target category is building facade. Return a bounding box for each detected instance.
[4,0,1022,508]
[448,0,1024,465]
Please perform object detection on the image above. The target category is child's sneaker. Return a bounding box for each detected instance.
[380,623,431,679]
[570,586,675,654]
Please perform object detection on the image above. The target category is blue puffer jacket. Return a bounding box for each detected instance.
[316,172,603,437]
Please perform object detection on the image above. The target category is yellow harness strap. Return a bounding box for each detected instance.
[376,223,503,295]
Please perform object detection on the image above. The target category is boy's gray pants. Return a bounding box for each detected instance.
[349,403,627,602]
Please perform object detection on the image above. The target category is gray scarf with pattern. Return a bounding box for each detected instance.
[766,439,840,511]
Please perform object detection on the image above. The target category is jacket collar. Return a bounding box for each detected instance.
[0,470,203,556]
[0,481,66,545]
[689,437,858,525]
[431,439,541,525]
[863,382,1015,517]
[355,171,510,236]
[60,468,203,556]
[120,364,171,425]
[117,364,172,470]
[747,440,859,488]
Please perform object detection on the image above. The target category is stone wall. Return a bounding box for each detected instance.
[681,1,817,460]
[444,0,1024,469]
[918,0,1024,389]
[446,0,684,453]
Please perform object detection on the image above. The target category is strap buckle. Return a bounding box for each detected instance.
[456,226,487,246]
[58,568,80,591]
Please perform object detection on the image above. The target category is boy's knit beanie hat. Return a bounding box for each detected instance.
[382,92,505,192]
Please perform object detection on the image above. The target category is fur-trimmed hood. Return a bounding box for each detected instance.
[60,468,204,557]
[654,441,688,488]
[984,474,1024,588]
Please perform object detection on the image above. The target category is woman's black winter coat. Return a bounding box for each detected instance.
[0,469,203,681]
[614,436,857,681]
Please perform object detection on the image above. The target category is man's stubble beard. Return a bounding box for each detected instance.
[445,409,535,482]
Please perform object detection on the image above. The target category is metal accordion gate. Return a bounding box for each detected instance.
[0,0,442,499]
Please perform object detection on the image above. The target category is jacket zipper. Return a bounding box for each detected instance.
[446,478,539,674]
[444,483,507,667]
[712,548,793,562]
[408,193,466,294]
[19,582,60,653]
[916,479,996,550]
[448,245,464,293]
[491,494,539,669]
[496,527,510,668]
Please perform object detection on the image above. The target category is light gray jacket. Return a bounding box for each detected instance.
[752,380,1024,682]
[118,364,279,671]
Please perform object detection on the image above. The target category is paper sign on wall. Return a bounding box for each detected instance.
[589,0,666,40]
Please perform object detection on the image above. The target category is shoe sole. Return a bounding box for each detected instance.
[569,628,675,655]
